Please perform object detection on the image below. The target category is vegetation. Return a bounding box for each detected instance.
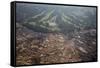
[16,3,97,65]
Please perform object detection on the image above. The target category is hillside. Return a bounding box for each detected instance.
[16,3,97,65]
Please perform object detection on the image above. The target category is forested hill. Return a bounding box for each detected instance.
[16,3,96,34]
[16,3,97,65]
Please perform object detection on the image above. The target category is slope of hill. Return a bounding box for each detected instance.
[16,3,97,65]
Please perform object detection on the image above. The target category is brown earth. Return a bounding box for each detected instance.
[16,23,97,65]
